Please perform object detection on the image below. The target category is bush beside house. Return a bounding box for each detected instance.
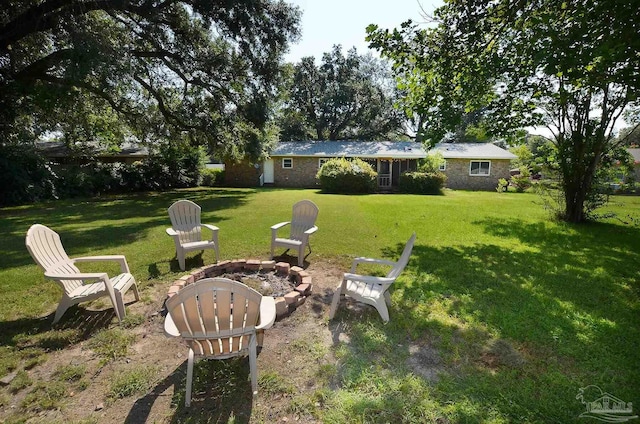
[316,157,377,193]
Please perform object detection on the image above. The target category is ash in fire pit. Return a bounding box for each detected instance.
[221,271,295,298]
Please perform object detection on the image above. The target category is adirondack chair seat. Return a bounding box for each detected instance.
[164,278,276,407]
[273,237,303,248]
[329,233,416,323]
[177,239,217,251]
[166,200,220,271]
[63,271,134,299]
[270,200,319,267]
[26,224,140,324]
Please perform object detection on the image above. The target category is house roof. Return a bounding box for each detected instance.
[432,143,518,160]
[271,141,427,159]
[270,141,517,161]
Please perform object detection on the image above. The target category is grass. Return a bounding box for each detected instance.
[1,187,639,423]
[107,365,159,400]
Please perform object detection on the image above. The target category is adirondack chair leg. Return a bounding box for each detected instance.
[185,349,195,407]
[249,333,258,395]
[297,245,304,267]
[132,283,141,301]
[52,297,73,324]
[375,302,390,323]
[177,250,186,272]
[328,280,345,320]
[383,290,391,307]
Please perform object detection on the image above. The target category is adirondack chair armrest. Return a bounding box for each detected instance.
[163,314,180,338]
[256,297,277,330]
[350,257,396,273]
[304,226,318,236]
[343,273,395,286]
[73,255,130,273]
[44,271,109,281]
[166,228,178,237]
[201,224,220,239]
[271,221,290,231]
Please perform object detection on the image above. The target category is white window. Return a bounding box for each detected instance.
[469,160,491,176]
[282,158,293,169]
[439,160,447,171]
[318,158,329,168]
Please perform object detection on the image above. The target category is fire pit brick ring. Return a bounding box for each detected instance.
[167,260,312,320]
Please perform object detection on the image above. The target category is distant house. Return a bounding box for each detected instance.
[37,141,149,165]
[431,143,517,191]
[224,141,516,191]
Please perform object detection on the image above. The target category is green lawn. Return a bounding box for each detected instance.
[1,188,639,423]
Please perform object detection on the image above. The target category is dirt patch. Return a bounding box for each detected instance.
[0,259,346,424]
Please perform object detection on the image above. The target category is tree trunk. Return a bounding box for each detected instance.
[563,183,587,223]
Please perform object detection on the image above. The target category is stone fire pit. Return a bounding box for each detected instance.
[167,259,313,320]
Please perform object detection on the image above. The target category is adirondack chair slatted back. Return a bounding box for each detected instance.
[26,224,84,290]
[289,200,319,241]
[168,200,203,244]
[387,232,417,279]
[166,278,262,356]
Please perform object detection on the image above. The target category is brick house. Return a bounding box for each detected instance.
[225,141,515,191]
[432,143,517,191]
[225,141,424,189]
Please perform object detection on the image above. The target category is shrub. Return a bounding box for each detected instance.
[316,157,377,193]
[398,171,446,194]
[510,168,532,192]
[418,152,445,173]
[0,144,56,206]
[496,178,509,193]
[201,168,225,187]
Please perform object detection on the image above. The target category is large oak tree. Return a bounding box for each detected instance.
[0,0,300,159]
[368,0,640,222]
[277,45,407,141]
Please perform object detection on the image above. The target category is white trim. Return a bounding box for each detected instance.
[282,157,293,169]
[439,160,447,171]
[318,158,329,168]
[469,160,491,176]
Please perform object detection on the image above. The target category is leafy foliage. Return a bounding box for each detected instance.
[0,144,55,205]
[0,0,300,159]
[418,151,445,173]
[277,46,407,141]
[316,157,377,193]
[201,168,226,187]
[368,0,640,222]
[398,171,446,194]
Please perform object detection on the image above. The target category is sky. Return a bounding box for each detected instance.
[284,0,443,63]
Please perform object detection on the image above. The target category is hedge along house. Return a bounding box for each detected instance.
[431,142,517,191]
[264,141,425,190]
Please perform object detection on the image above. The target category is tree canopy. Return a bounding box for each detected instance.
[0,0,301,159]
[277,45,407,141]
[368,0,640,222]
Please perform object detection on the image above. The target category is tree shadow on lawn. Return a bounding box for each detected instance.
[125,357,254,424]
[331,221,640,422]
[0,188,253,269]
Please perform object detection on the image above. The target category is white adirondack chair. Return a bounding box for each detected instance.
[270,200,319,267]
[164,278,276,407]
[329,232,416,323]
[25,224,140,324]
[166,200,220,271]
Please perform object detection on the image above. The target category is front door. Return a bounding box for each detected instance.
[378,160,392,188]
[263,159,274,184]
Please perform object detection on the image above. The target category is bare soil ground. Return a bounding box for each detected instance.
[2,258,351,424]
